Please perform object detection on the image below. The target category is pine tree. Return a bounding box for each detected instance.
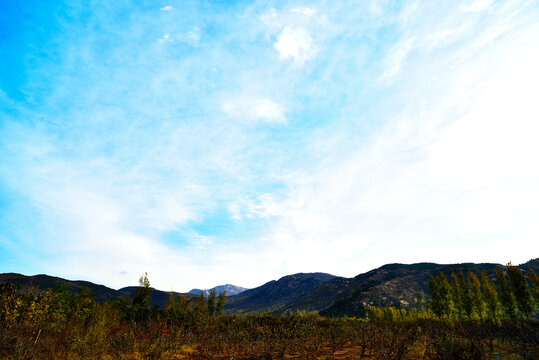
[495,268,517,319]
[468,270,484,319]
[481,270,499,320]
[506,264,536,318]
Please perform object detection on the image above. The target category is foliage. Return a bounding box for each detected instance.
[506,264,536,318]
[1,267,539,359]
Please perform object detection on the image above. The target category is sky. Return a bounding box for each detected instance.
[1,0,538,292]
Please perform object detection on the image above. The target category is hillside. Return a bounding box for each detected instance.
[224,272,337,313]
[288,260,539,317]
[0,273,130,303]
[2,259,537,316]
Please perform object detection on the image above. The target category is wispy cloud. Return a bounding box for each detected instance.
[222,96,286,123]
[460,0,495,13]
[1,0,538,291]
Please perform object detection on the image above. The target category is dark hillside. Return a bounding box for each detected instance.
[0,273,130,302]
[224,272,337,313]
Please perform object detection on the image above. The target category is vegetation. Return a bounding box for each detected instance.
[1,265,538,359]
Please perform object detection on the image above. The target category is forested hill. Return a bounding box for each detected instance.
[1,259,537,316]
[223,259,539,316]
[0,273,130,303]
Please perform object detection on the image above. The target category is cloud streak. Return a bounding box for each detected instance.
[1,0,538,291]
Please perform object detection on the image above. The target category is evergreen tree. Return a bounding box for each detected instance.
[528,267,539,304]
[207,288,216,316]
[468,270,484,319]
[450,272,463,318]
[216,290,226,316]
[506,264,536,318]
[481,270,499,320]
[495,268,517,319]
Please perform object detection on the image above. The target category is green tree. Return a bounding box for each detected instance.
[216,290,226,316]
[468,270,484,319]
[481,270,499,320]
[495,268,517,319]
[506,264,536,318]
[194,290,205,314]
[528,267,539,304]
[207,288,216,316]
[450,272,463,318]
[132,272,152,323]
[429,271,451,317]
[459,270,473,318]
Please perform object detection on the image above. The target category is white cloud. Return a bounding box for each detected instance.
[274,26,317,62]
[158,33,172,43]
[160,5,173,12]
[380,37,415,81]
[222,96,286,123]
[291,7,317,16]
[460,0,495,13]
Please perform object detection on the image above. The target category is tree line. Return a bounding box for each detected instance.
[428,263,538,320]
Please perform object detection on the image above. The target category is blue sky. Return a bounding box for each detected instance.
[1,0,538,291]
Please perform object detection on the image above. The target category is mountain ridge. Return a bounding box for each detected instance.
[188,284,248,297]
[2,259,537,316]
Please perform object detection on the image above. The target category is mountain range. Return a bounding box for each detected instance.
[187,284,249,297]
[2,258,537,317]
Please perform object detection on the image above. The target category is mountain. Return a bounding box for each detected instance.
[187,284,249,297]
[224,272,337,313]
[0,273,130,302]
[0,273,196,307]
[2,259,537,316]
[118,286,197,307]
[288,260,539,317]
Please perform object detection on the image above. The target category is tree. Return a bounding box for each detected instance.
[207,288,216,316]
[133,272,151,307]
[194,290,205,314]
[527,267,539,304]
[495,268,517,319]
[506,264,535,318]
[459,270,473,318]
[429,271,451,317]
[132,272,152,323]
[481,270,499,320]
[216,290,226,316]
[468,270,485,319]
[450,272,463,318]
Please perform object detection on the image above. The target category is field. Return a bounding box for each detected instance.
[1,282,537,360]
